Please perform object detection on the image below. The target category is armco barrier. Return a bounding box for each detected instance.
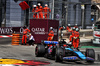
[79,29,93,37]
[62,29,93,38]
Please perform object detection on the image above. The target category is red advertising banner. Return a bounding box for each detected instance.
[30,19,59,43]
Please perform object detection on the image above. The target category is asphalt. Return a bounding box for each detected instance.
[0,30,100,66]
[0,38,100,66]
[0,43,100,66]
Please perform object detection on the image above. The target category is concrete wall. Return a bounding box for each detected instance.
[85,5,91,26]
[67,0,80,26]
[67,0,91,27]
[6,0,24,27]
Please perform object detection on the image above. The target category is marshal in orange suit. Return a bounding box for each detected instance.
[48,27,54,41]
[37,3,43,19]
[43,4,51,19]
[22,26,30,45]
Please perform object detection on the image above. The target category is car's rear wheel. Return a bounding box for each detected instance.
[85,49,95,63]
[35,44,45,57]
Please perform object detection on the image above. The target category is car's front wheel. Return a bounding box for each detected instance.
[85,49,95,63]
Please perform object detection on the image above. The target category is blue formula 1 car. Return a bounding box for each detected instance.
[35,39,95,63]
[35,40,58,59]
[55,39,95,63]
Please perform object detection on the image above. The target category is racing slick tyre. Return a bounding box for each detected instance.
[98,54,100,61]
[35,44,45,57]
[55,47,63,62]
[85,49,95,63]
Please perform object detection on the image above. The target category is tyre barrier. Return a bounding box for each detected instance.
[12,33,22,45]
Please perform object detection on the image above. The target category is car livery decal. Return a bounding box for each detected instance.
[63,56,78,60]
[65,48,86,60]
[44,41,58,44]
[65,48,73,51]
[74,51,86,59]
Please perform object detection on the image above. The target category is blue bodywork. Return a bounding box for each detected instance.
[63,56,78,60]
[64,48,94,61]
[44,41,58,54]
[44,41,58,44]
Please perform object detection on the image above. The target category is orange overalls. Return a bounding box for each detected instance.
[69,30,75,42]
[32,7,38,18]
[48,30,54,41]
[66,26,72,32]
[72,31,79,48]
[59,27,63,31]
[43,6,51,19]
[38,6,43,19]
[22,29,30,44]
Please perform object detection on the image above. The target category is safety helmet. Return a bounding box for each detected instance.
[75,24,77,26]
[38,3,41,6]
[50,27,53,30]
[68,24,71,26]
[33,5,36,7]
[45,4,48,7]
[23,25,27,29]
[73,27,75,30]
[63,26,65,29]
[76,28,79,31]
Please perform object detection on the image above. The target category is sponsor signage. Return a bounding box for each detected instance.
[0,19,59,44]
[30,19,59,43]
[0,27,24,35]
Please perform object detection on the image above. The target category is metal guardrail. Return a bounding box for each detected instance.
[61,29,93,38]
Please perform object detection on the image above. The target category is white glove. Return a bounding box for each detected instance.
[69,42,72,44]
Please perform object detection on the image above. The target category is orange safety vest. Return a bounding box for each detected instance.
[32,7,38,13]
[66,26,72,32]
[59,27,63,30]
[38,6,43,12]
[43,6,51,13]
[48,30,54,37]
[74,31,79,39]
[23,29,30,34]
